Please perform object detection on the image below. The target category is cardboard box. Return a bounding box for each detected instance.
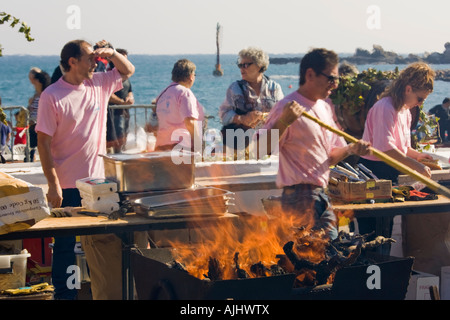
[441,266,450,300]
[405,270,440,300]
[0,172,50,235]
[328,179,392,204]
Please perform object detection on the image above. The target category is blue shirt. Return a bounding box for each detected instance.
[219,76,284,126]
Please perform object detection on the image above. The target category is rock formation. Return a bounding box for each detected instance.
[270,42,450,65]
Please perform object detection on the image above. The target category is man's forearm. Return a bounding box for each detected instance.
[109,50,135,81]
[109,93,124,105]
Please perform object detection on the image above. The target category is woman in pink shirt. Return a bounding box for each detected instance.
[360,62,435,183]
[155,59,204,152]
[358,62,435,249]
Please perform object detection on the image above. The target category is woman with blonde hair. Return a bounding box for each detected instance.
[359,62,435,182]
[357,62,435,244]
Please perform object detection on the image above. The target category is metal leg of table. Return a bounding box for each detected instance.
[117,231,134,300]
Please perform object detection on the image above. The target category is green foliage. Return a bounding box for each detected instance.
[330,67,438,146]
[0,108,7,125]
[413,107,439,149]
[330,68,399,115]
[0,11,35,57]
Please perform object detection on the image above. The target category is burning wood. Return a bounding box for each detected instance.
[204,257,223,281]
[282,230,395,286]
[165,212,395,288]
[233,252,250,279]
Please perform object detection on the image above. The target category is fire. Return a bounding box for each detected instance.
[167,210,328,282]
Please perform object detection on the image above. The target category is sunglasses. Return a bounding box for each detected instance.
[237,62,254,69]
[416,94,426,104]
[319,71,339,84]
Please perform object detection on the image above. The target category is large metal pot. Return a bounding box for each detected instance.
[101,151,195,193]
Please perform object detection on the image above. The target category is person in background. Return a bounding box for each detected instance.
[357,62,435,248]
[0,98,11,163]
[258,48,371,240]
[219,48,283,153]
[429,97,450,143]
[92,42,111,72]
[154,59,204,152]
[219,47,284,129]
[28,67,51,161]
[106,48,134,153]
[13,110,27,146]
[36,39,135,299]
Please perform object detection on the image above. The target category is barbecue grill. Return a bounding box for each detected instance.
[131,248,414,300]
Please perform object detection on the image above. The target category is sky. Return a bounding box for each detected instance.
[1,0,449,56]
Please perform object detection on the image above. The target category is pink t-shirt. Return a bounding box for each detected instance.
[361,96,412,162]
[263,91,347,188]
[36,69,123,188]
[155,83,204,148]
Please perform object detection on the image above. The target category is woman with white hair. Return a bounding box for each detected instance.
[219,47,284,130]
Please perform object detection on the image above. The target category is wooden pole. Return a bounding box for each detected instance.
[301,111,450,199]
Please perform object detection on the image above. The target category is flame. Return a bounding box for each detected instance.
[167,209,328,281]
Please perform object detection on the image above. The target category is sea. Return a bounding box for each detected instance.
[1,54,449,131]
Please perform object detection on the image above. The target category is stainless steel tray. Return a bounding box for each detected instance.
[132,187,234,218]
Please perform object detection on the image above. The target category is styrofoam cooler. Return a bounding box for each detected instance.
[0,250,31,290]
[76,178,118,195]
[77,177,120,213]
[81,199,120,213]
[79,190,120,203]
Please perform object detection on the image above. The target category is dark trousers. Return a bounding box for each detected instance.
[52,188,81,300]
[281,183,338,240]
[357,158,397,254]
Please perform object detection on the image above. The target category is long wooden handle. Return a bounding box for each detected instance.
[301,111,450,199]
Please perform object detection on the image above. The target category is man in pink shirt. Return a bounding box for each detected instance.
[260,48,370,239]
[36,39,135,299]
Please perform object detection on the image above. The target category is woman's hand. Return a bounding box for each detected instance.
[235,110,265,127]
[415,152,434,162]
[416,162,432,178]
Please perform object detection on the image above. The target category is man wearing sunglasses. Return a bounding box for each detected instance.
[259,48,370,240]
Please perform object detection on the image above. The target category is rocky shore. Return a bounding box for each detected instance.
[270,42,450,81]
[435,70,450,82]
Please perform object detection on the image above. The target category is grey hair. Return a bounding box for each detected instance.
[238,47,270,73]
[171,59,196,83]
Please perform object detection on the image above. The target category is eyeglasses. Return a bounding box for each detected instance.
[415,93,426,104]
[319,72,339,84]
[237,62,254,69]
